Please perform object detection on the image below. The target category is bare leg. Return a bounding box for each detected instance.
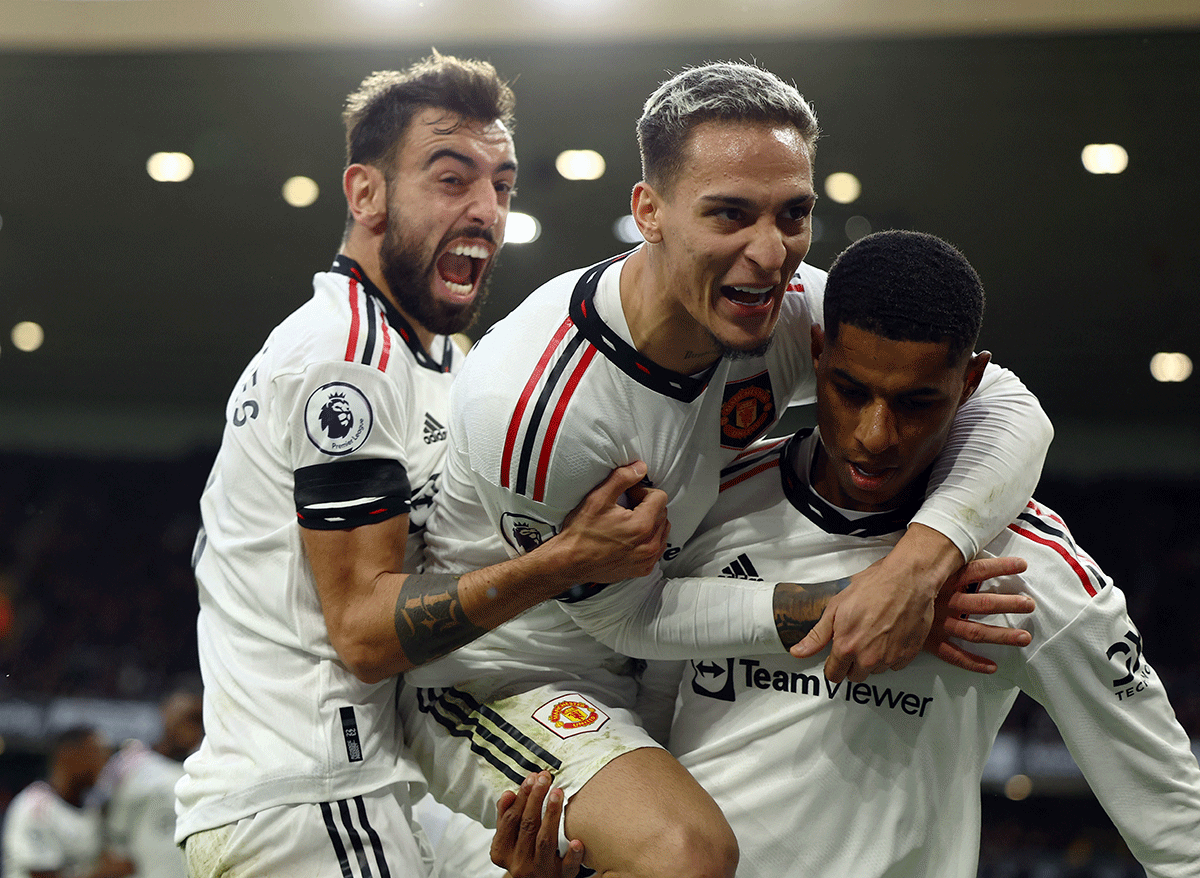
[563,748,738,878]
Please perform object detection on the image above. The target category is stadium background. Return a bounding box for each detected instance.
[0,2,1197,874]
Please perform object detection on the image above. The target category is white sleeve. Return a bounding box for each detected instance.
[910,361,1053,560]
[560,567,783,659]
[1016,585,1200,877]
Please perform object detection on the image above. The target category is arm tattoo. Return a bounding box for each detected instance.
[772,578,851,648]
[395,574,488,668]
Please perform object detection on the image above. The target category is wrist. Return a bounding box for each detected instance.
[891,523,965,592]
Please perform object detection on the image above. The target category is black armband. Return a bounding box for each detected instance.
[294,458,411,530]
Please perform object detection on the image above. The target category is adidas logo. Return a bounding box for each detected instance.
[423,413,447,444]
[719,553,762,580]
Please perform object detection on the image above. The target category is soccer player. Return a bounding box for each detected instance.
[176,54,666,876]
[1,726,135,878]
[652,229,1200,877]
[402,61,1053,877]
[100,690,203,878]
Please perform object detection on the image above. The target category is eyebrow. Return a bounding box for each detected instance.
[832,367,942,398]
[424,148,518,176]
[698,193,816,210]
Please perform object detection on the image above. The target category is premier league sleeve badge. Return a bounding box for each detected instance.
[304,381,374,455]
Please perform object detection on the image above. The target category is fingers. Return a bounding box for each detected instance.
[949,555,1027,590]
[939,616,1032,647]
[789,607,834,659]
[590,461,650,508]
[561,839,585,878]
[492,773,537,867]
[517,771,555,864]
[929,640,998,674]
[944,590,1034,618]
[539,787,569,874]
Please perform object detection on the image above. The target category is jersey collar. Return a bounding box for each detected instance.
[330,255,454,374]
[779,429,926,537]
[568,251,719,403]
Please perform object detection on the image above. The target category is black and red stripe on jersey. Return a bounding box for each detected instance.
[499,252,723,502]
[1008,499,1110,597]
[330,255,455,375]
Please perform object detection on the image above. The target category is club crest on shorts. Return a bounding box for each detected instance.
[305,382,373,456]
[720,371,775,449]
[532,693,609,739]
[501,512,558,554]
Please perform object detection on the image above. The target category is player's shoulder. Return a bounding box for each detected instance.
[986,498,1112,609]
[777,261,826,329]
[456,264,585,382]
[6,781,58,821]
[257,270,417,388]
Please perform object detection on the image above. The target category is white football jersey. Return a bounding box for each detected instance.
[660,430,1200,878]
[1,781,104,878]
[413,249,1050,689]
[101,740,186,878]
[177,258,457,840]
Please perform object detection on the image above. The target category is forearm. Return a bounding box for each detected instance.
[565,572,851,659]
[358,541,615,678]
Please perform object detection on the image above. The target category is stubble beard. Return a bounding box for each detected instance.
[378,211,493,337]
[717,331,774,361]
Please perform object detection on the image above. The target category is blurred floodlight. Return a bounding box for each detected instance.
[555,150,607,181]
[613,214,642,244]
[506,212,541,244]
[824,172,862,204]
[1081,143,1128,175]
[1004,774,1033,801]
[845,215,873,241]
[146,152,194,183]
[11,321,44,353]
[1150,352,1193,383]
[282,176,320,208]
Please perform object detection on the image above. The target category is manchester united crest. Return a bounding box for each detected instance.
[719,371,776,449]
[532,693,609,739]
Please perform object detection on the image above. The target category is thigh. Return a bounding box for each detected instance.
[565,748,738,878]
[183,787,428,878]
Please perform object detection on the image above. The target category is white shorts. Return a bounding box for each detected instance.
[413,794,503,878]
[183,785,430,878]
[398,678,663,834]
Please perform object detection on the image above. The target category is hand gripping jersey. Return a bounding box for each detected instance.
[177,257,458,841]
[1,781,104,878]
[659,430,1200,878]
[413,249,1051,689]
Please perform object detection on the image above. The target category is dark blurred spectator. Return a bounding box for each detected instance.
[0,725,135,878]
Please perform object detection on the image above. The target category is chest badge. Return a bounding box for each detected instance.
[720,370,775,449]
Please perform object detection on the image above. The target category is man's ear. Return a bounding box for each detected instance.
[810,323,825,368]
[343,163,388,235]
[631,182,663,244]
[961,350,991,404]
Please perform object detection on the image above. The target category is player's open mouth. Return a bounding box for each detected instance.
[436,241,492,298]
[849,461,894,489]
[721,284,774,309]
